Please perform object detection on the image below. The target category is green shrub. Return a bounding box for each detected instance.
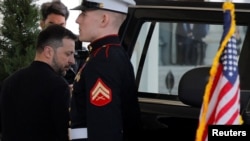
[0,0,40,82]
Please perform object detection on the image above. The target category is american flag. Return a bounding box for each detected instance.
[195,2,243,141]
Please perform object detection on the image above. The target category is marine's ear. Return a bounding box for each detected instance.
[99,11,110,28]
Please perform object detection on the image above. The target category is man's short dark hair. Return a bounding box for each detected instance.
[36,25,77,52]
[40,1,69,21]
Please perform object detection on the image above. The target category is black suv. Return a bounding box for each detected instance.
[119,1,250,140]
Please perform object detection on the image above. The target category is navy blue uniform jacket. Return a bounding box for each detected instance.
[70,35,142,141]
[0,61,70,141]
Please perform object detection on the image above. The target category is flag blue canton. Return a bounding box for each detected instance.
[220,35,238,84]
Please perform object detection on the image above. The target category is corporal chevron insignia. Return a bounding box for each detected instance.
[90,78,112,106]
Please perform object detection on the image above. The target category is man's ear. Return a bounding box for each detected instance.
[40,20,45,29]
[101,13,109,27]
[44,46,53,58]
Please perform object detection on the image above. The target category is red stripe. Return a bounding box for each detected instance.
[227,109,240,124]
[214,81,231,121]
[209,64,223,101]
[200,65,223,141]
[215,82,236,123]
[207,65,223,124]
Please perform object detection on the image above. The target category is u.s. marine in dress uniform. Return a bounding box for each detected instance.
[69,0,142,141]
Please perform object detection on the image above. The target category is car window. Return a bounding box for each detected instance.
[131,21,246,96]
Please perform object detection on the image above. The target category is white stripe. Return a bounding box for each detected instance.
[216,77,240,123]
[69,128,88,140]
[205,74,224,121]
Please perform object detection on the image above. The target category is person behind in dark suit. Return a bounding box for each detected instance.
[0,25,77,141]
[175,23,193,65]
[40,1,69,29]
[191,23,209,65]
[40,1,89,84]
[69,0,142,141]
